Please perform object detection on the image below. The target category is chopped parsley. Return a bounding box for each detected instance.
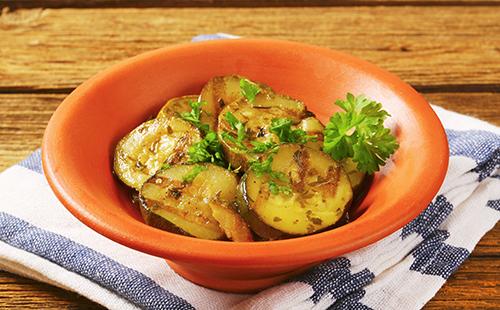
[270,118,317,144]
[240,78,261,102]
[250,156,292,195]
[161,163,172,170]
[188,131,226,167]
[180,100,210,134]
[182,165,207,183]
[221,112,248,151]
[269,180,293,195]
[323,93,399,174]
[250,140,279,154]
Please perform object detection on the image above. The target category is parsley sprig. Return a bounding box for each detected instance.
[180,100,210,134]
[250,156,292,195]
[323,93,399,174]
[240,78,261,102]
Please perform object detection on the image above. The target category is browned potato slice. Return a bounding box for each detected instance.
[217,100,310,170]
[200,75,306,114]
[157,95,217,131]
[114,117,202,190]
[200,75,272,109]
[141,164,252,241]
[236,176,286,240]
[298,116,324,151]
[242,144,353,235]
[341,158,365,191]
[209,202,253,242]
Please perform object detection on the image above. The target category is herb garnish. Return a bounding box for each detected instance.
[180,100,210,134]
[240,78,261,103]
[188,131,226,167]
[161,163,171,170]
[182,165,207,183]
[221,112,248,151]
[250,140,278,154]
[323,93,399,174]
[250,156,292,195]
[270,118,317,144]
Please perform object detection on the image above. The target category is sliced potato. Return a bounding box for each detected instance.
[242,144,353,235]
[217,99,309,170]
[200,75,272,109]
[157,95,218,131]
[298,116,324,151]
[341,158,365,191]
[237,176,286,240]
[200,75,306,114]
[113,117,201,190]
[210,202,253,242]
[140,164,252,241]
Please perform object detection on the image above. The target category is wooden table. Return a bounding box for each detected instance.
[1,0,499,308]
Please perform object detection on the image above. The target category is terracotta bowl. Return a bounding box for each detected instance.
[42,39,448,293]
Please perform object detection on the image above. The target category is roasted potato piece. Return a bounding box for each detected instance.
[237,176,287,240]
[242,144,353,235]
[114,117,202,190]
[140,164,252,241]
[157,95,218,131]
[341,158,365,191]
[298,116,324,151]
[200,75,271,109]
[217,99,310,170]
[200,75,306,115]
[210,202,253,242]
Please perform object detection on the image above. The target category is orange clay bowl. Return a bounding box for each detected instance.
[42,39,448,293]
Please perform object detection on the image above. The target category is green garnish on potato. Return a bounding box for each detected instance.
[113,76,399,241]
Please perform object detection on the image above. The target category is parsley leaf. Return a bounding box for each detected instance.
[323,93,399,174]
[180,100,210,134]
[222,112,248,150]
[161,163,172,170]
[269,180,293,195]
[240,78,261,102]
[270,118,317,144]
[250,156,292,195]
[182,165,207,183]
[250,140,279,154]
[188,131,226,167]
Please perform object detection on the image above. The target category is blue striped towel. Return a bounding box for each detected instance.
[1,34,499,310]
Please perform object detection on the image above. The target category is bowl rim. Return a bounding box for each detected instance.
[42,38,449,266]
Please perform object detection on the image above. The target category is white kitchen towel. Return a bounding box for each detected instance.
[1,34,499,310]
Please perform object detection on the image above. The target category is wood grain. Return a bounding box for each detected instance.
[0,271,104,309]
[0,92,499,171]
[3,0,500,8]
[1,7,499,91]
[0,2,499,308]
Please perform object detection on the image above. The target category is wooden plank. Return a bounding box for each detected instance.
[0,271,104,309]
[0,92,499,171]
[1,7,499,90]
[3,0,500,8]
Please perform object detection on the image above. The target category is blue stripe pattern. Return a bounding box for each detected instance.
[19,149,43,174]
[292,128,498,307]
[11,26,499,307]
[0,212,194,310]
[296,257,374,307]
[410,230,469,279]
[447,129,500,180]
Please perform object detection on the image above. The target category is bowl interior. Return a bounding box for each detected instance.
[43,39,448,265]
